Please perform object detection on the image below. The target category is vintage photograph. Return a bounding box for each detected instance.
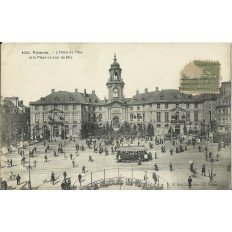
[0,43,231,190]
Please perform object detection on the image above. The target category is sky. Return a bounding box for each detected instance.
[1,43,231,106]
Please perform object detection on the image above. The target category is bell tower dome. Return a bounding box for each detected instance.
[106,54,125,100]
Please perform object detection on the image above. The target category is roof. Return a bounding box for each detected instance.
[127,89,202,104]
[30,91,101,105]
[154,89,203,103]
[117,145,146,152]
[127,91,161,105]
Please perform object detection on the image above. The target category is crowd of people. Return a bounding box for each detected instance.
[0,132,229,190]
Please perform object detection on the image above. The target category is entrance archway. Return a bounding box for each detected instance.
[53,126,59,137]
[112,116,120,131]
[175,125,180,135]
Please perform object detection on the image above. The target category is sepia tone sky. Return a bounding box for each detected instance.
[1,43,231,106]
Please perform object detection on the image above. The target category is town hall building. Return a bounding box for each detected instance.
[29,55,206,138]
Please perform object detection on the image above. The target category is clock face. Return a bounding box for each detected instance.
[113,88,118,93]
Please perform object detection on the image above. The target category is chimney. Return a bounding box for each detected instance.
[136,90,139,95]
[84,89,87,97]
[156,87,159,91]
[92,90,95,95]
[51,89,55,93]
[19,100,23,106]
[75,88,78,93]
[145,88,148,93]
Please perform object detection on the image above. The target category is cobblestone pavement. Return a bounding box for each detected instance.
[0,138,231,190]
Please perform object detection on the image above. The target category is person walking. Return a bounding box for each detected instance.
[82,165,85,174]
[10,159,13,167]
[16,174,21,185]
[201,164,206,176]
[188,176,192,189]
[78,174,82,185]
[44,155,48,162]
[169,162,173,171]
[72,160,75,168]
[63,171,67,179]
[70,153,73,160]
[51,171,55,185]
[152,172,158,184]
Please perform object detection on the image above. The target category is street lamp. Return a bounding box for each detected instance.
[26,121,32,189]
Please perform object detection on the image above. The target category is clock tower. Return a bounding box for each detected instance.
[106,54,125,100]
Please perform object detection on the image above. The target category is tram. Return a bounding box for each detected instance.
[116,145,152,163]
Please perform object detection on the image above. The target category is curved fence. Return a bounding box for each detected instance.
[73,168,171,190]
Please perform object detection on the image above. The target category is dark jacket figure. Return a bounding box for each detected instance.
[63,171,67,179]
[44,155,48,162]
[170,149,173,155]
[201,165,206,176]
[169,162,173,171]
[61,181,65,190]
[154,163,159,171]
[188,176,192,189]
[70,154,73,160]
[82,165,85,174]
[78,174,82,184]
[51,171,55,185]
[152,172,158,184]
[16,174,21,185]
[67,179,71,190]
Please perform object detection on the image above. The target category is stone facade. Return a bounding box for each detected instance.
[29,55,207,138]
[215,82,231,134]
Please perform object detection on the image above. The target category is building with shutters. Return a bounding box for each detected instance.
[215,81,231,134]
[29,55,206,138]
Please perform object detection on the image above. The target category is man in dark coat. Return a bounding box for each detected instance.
[188,176,192,189]
[16,174,21,185]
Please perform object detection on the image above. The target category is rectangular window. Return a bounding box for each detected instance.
[35,113,39,122]
[157,104,160,109]
[65,113,69,122]
[73,113,78,122]
[130,114,133,121]
[137,113,141,121]
[43,105,47,110]
[130,107,133,111]
[186,103,190,109]
[99,106,102,111]
[165,112,169,122]
[194,111,198,122]
[73,105,76,110]
[43,113,48,122]
[65,105,68,110]
[99,114,102,121]
[194,103,198,108]
[35,106,39,110]
[186,111,190,121]
[157,112,161,122]
[165,103,168,109]
[137,106,140,110]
